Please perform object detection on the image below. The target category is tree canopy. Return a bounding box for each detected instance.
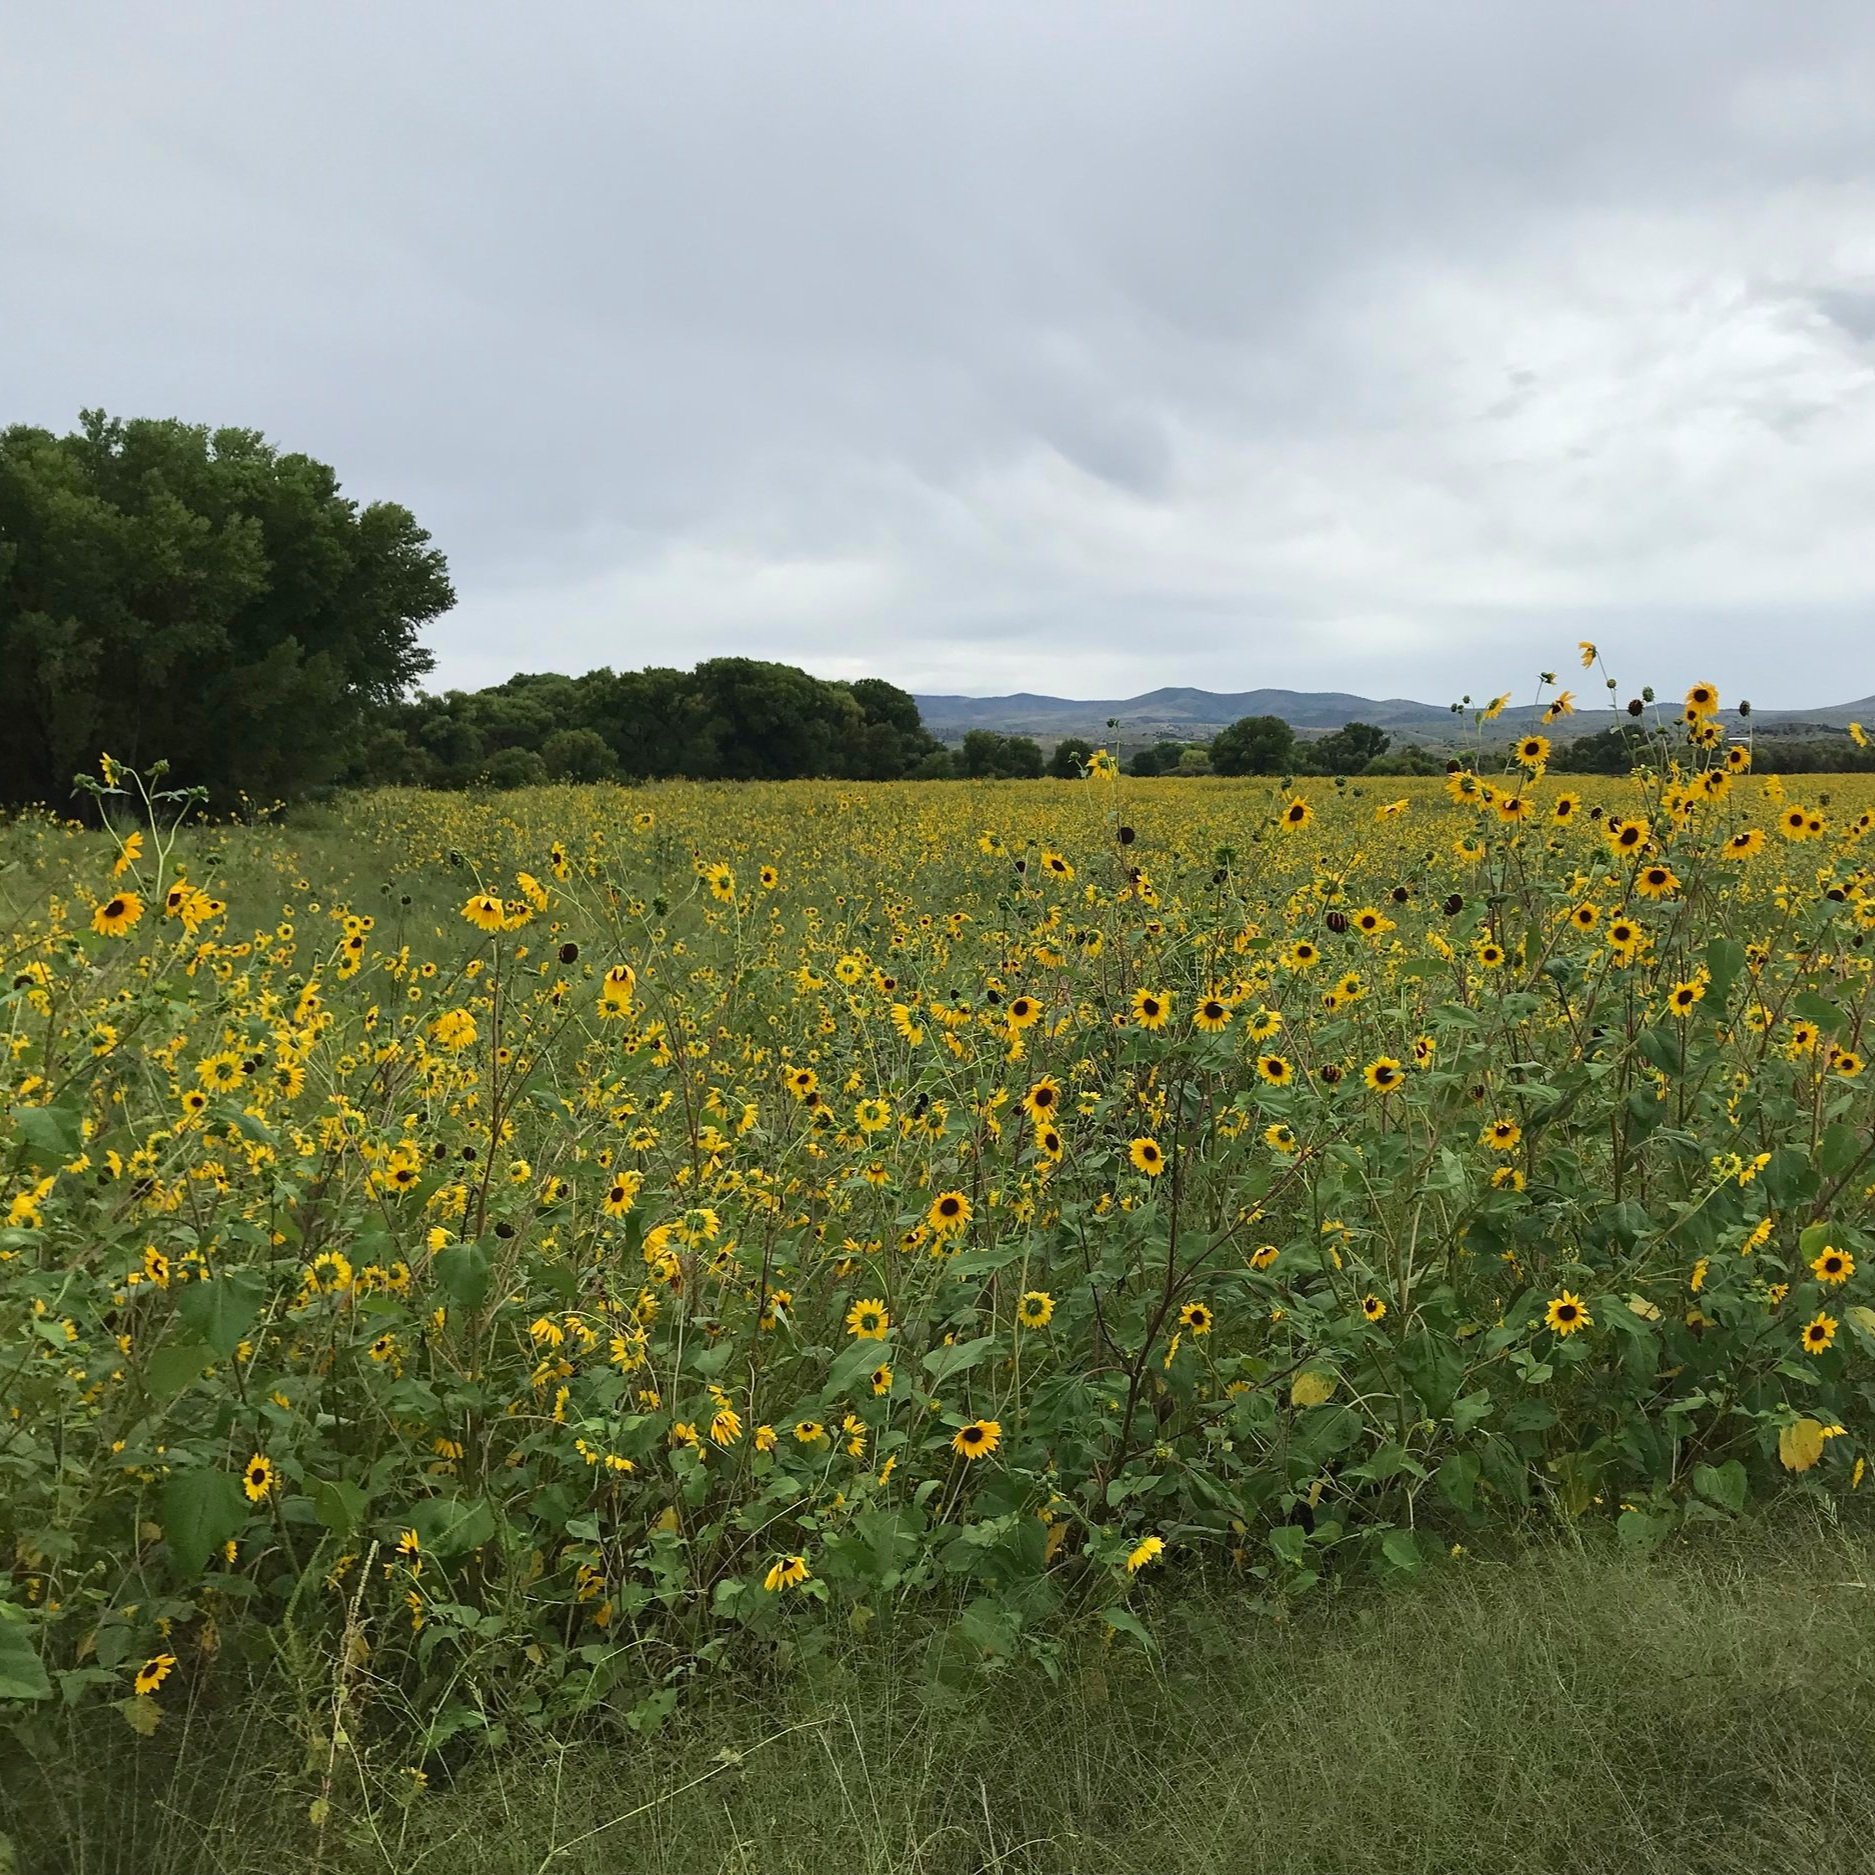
[1207,714,1296,776]
[0,411,452,805]
[352,659,944,788]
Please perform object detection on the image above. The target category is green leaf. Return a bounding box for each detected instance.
[1379,1528,1423,1574]
[824,1339,888,1399]
[0,1605,52,1702]
[1436,1450,1479,1513]
[432,1243,491,1310]
[1267,1524,1309,1566]
[176,1271,266,1359]
[1100,1606,1157,1653]
[921,1335,999,1386]
[309,1477,369,1537]
[145,1339,214,1402]
[1818,1124,1862,1179]
[408,1494,496,1558]
[1636,1027,1683,1077]
[163,1468,248,1577]
[1791,990,1847,1035]
[1693,1460,1748,1515]
[8,1102,83,1170]
[1703,937,1746,1006]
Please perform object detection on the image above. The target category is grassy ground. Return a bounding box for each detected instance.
[10,1512,1875,1875]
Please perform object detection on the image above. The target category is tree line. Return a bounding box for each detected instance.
[8,414,1861,806]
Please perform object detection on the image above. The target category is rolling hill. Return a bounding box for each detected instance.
[914,686,1875,750]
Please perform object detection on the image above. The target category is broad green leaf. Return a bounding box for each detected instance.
[432,1242,491,1310]
[145,1340,214,1402]
[0,1605,51,1701]
[921,1335,999,1385]
[163,1468,247,1576]
[309,1476,368,1537]
[8,1102,83,1169]
[1791,990,1847,1034]
[176,1270,266,1359]
[1101,1606,1157,1653]
[408,1494,496,1558]
[1693,1460,1747,1514]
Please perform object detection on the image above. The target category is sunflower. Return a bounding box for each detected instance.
[762,1554,811,1592]
[598,965,636,1016]
[1128,1136,1165,1176]
[1193,995,1232,1032]
[928,1190,972,1235]
[1278,797,1313,833]
[1361,1294,1388,1323]
[461,892,506,932]
[1022,1077,1062,1121]
[845,1297,889,1340]
[1178,1300,1213,1336]
[951,1418,1002,1460]
[855,1096,891,1134]
[242,1453,276,1503]
[1131,987,1172,1031]
[1666,979,1705,1018]
[1803,1310,1838,1356]
[1256,1054,1293,1086]
[91,892,143,938]
[305,1250,353,1294]
[1263,1121,1299,1153]
[1605,817,1649,855]
[1125,1534,1165,1574]
[1017,1290,1055,1329]
[1481,1118,1521,1152]
[704,862,736,900]
[1363,1057,1404,1094]
[1634,864,1679,900]
[1684,681,1720,717]
[1811,1246,1854,1286]
[1721,828,1764,860]
[1544,1291,1590,1335]
[793,1420,825,1444]
[196,1051,244,1092]
[133,1653,178,1697]
[1570,903,1599,931]
[602,1171,642,1216]
[1474,939,1506,968]
[1007,993,1041,1030]
[428,1008,476,1050]
[1514,734,1550,770]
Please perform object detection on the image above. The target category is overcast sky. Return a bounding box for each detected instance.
[6,4,1875,706]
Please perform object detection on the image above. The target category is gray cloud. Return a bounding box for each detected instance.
[6,1,1875,705]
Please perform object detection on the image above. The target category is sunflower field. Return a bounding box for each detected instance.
[3,670,1874,1755]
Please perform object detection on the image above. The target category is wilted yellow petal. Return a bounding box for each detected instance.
[1626,1294,1663,1323]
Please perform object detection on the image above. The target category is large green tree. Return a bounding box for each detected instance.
[0,411,452,805]
[1206,714,1295,776]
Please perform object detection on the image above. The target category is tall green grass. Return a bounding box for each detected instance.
[11,1513,1875,1875]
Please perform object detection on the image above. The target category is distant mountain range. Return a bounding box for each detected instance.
[914,685,1875,750]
